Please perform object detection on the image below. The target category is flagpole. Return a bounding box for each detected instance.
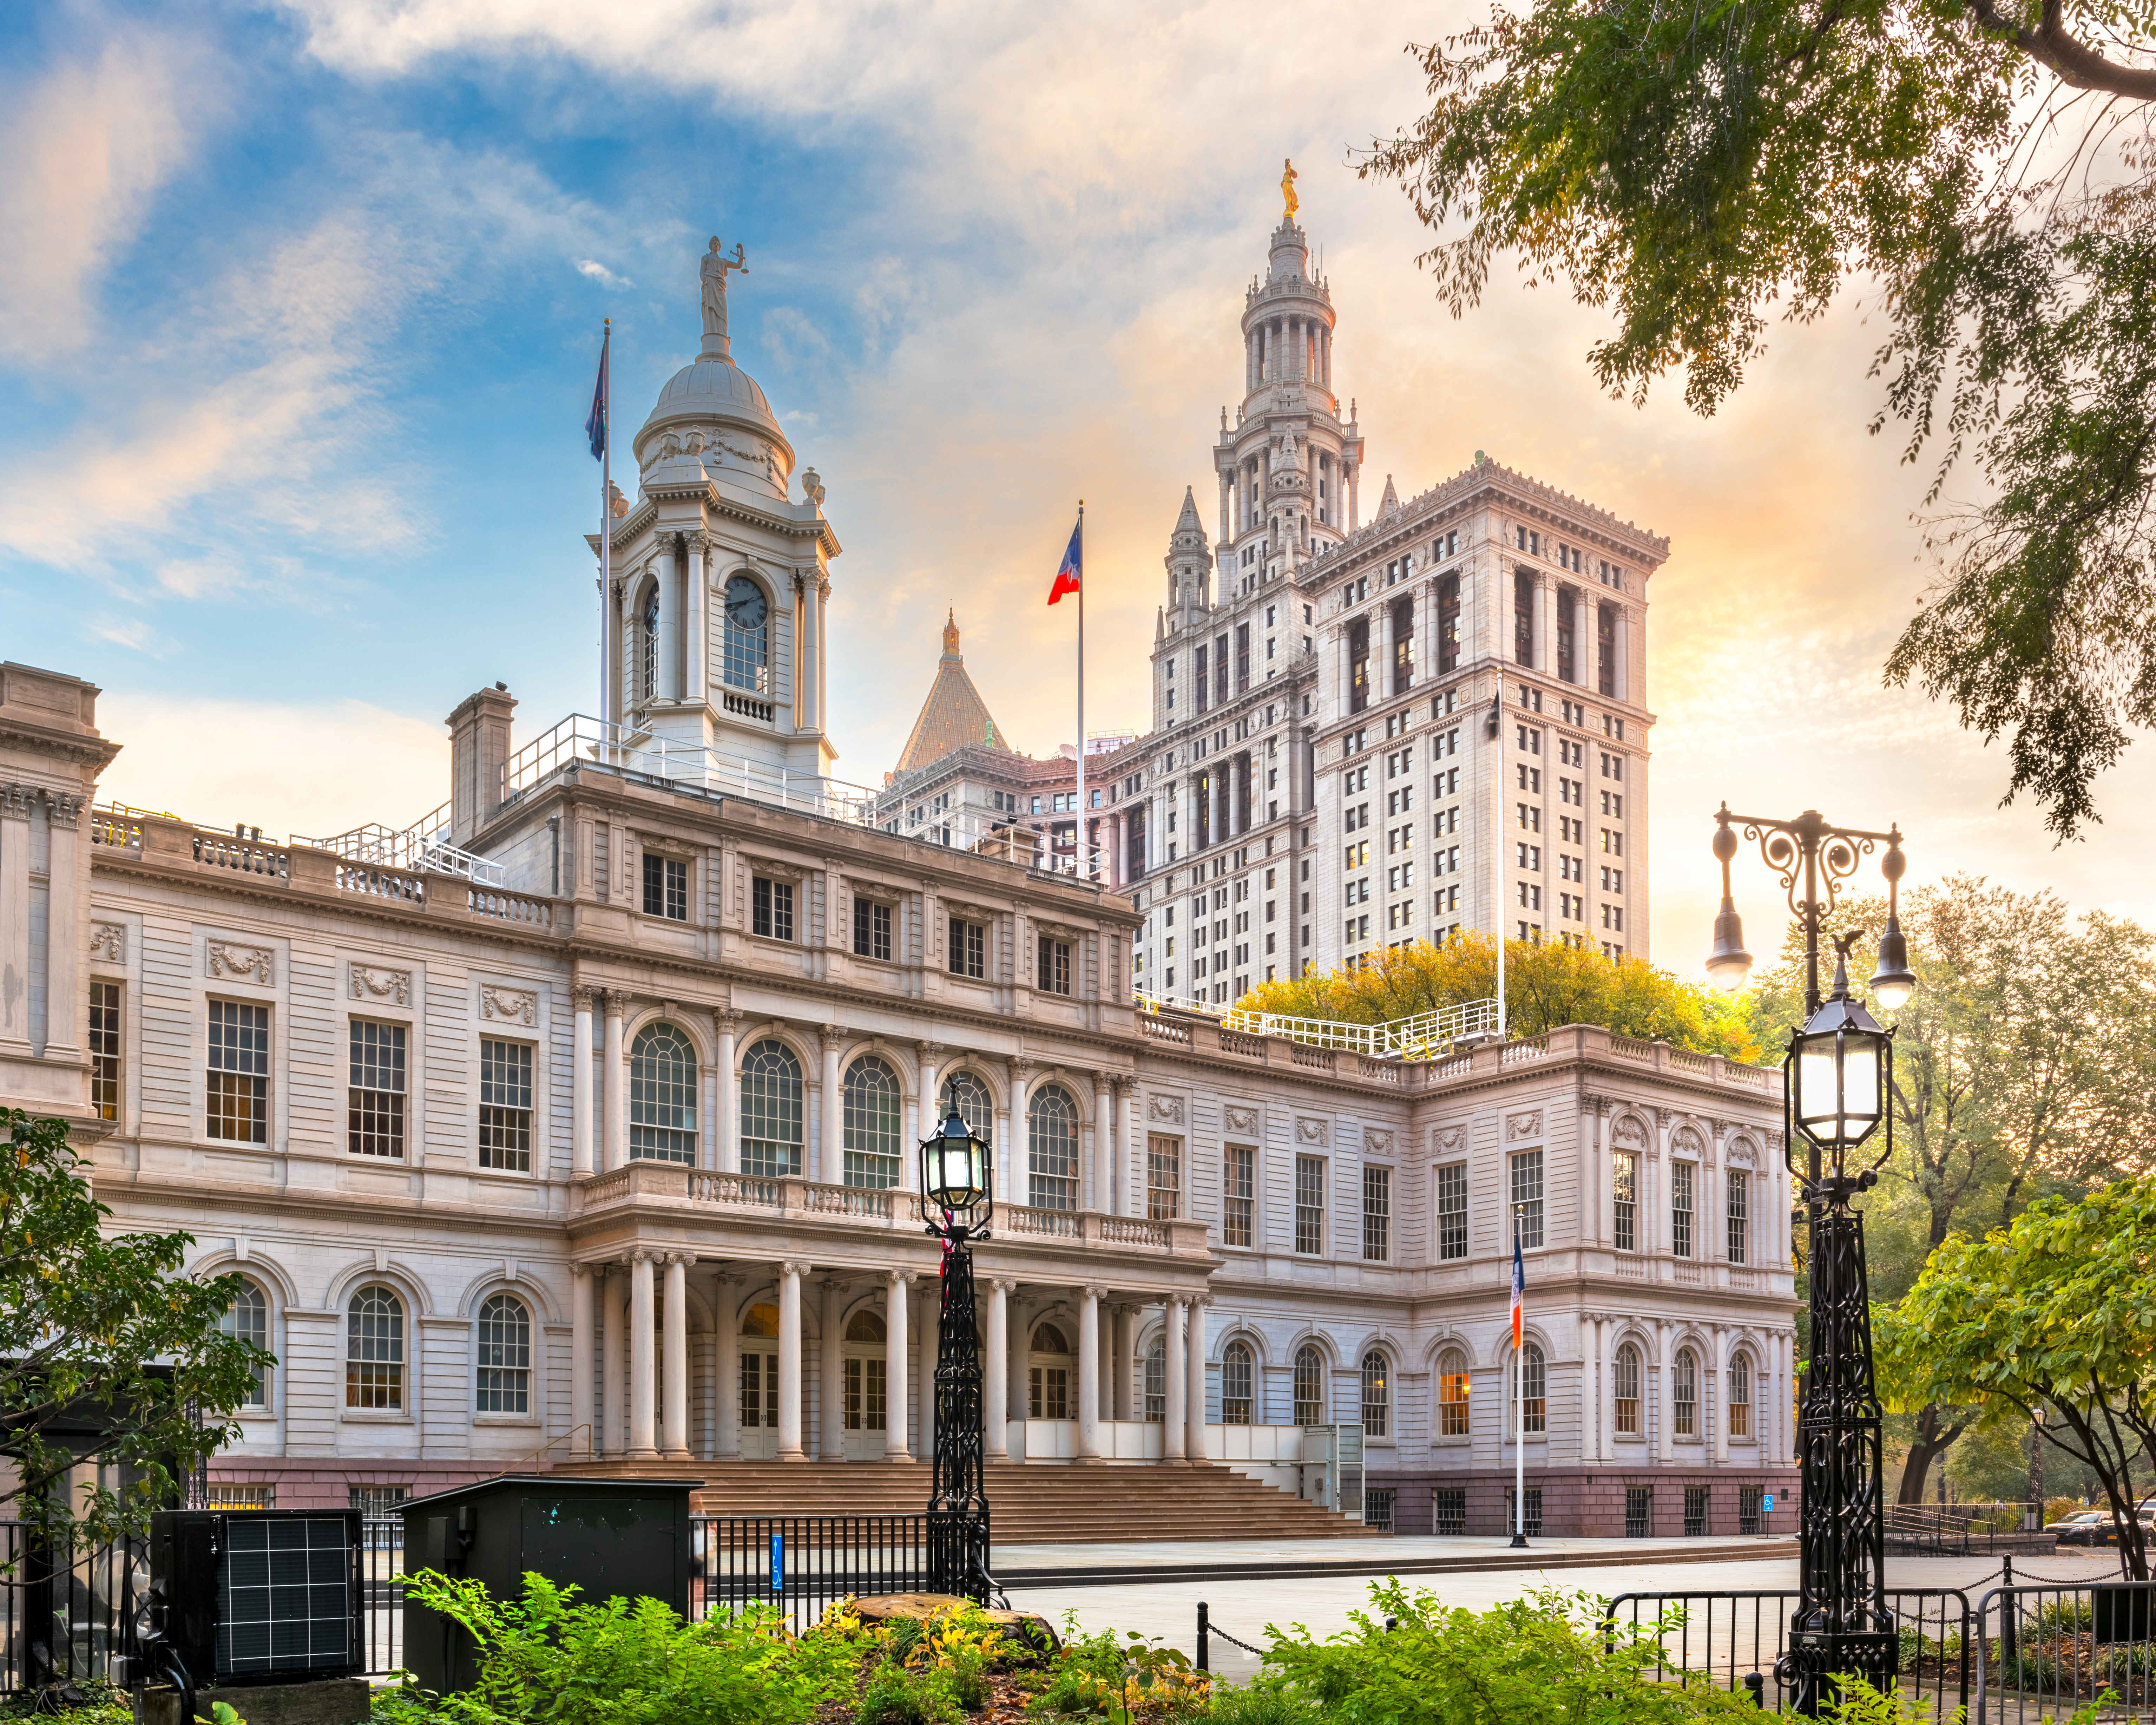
[1075,498,1085,880]
[1513,1203,1527,1549]
[598,319,612,759]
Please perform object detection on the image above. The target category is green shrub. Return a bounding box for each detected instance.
[1027,1615,1208,1720]
[1200,1683,1327,1725]
[856,1656,963,1725]
[1254,1580,1759,1723]
[386,1568,861,1724]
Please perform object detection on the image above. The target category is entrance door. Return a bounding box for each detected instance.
[1028,1321,1073,1422]
[738,1300,782,1461]
[842,1307,888,1461]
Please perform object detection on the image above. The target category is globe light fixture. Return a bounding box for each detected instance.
[1867,842,1916,1011]
[921,1107,991,1214]
[1704,813,1754,991]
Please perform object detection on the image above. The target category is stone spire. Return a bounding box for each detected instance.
[1165,485,1211,620]
[895,612,1012,774]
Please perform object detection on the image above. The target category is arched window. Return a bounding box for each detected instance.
[640,586,660,703]
[1728,1351,1753,1437]
[1293,1346,1324,1425]
[1361,1351,1389,1438]
[1674,1346,1698,1437]
[1438,1347,1470,1437]
[740,1301,779,1430]
[346,1286,403,1410]
[1144,1337,1166,1422]
[739,1039,803,1177]
[1027,1084,1079,1210]
[846,1309,886,1345]
[221,1279,269,1409]
[1029,1322,1070,1420]
[1518,1342,1546,1435]
[842,1055,903,1188]
[720,574,770,694]
[945,1071,993,1139]
[476,1293,531,1414]
[1222,1342,1254,1426]
[630,1024,698,1164]
[1615,1343,1642,1435]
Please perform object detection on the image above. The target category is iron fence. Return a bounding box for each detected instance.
[1604,1589,1973,1718]
[1885,1502,2052,1558]
[0,1522,147,1696]
[692,1515,928,1634]
[1975,1578,2156,1723]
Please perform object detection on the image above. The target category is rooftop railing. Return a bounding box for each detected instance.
[1133,991,1499,1060]
[294,800,506,887]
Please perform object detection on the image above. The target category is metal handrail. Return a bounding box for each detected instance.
[1132,991,1499,1060]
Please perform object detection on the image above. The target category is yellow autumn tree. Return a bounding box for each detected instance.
[1235,934,1761,1063]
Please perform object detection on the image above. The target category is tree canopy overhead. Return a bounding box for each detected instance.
[1359,0,2156,838]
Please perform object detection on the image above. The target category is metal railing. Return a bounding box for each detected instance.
[295,803,506,888]
[1886,1502,2052,1557]
[0,1523,147,1696]
[1133,991,1498,1060]
[692,1515,928,1634]
[1605,1588,1974,1718]
[1977,1576,2156,1721]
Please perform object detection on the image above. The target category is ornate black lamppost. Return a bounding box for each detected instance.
[919,1097,997,1603]
[1705,805,1917,1715]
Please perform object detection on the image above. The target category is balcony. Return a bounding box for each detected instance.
[569,1160,1212,1257]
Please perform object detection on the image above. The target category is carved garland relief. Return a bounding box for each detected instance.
[1433,1123,1466,1155]
[1505,1110,1542,1142]
[481,985,538,1026]
[349,965,412,1008]
[208,942,274,985]
[90,922,125,963]
[1295,1117,1327,1147]
[1148,1094,1184,1126]
[1223,1105,1258,1134]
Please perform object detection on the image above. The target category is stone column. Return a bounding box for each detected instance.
[571,990,595,1176]
[818,1028,845,1186]
[1076,1285,1104,1463]
[716,1010,741,1175]
[627,1253,658,1460]
[885,1271,913,1462]
[917,1281,937,1461]
[1008,1059,1033,1209]
[1090,1074,1113,1213]
[1163,1298,1187,1463]
[1601,1317,1618,1463]
[662,1255,690,1460]
[820,1278,847,1461]
[777,1261,808,1461]
[913,1041,942,1195]
[714,1274,740,1459]
[1713,1327,1731,1465]
[1184,1298,1209,1465]
[0,789,32,1061]
[603,993,626,1172]
[685,531,708,704]
[570,1263,595,1458]
[1537,573,1557,676]
[1008,1291,1030,1430]
[985,1279,1012,1458]
[599,1263,625,1457]
[656,538,680,700]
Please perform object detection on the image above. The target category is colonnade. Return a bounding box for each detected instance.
[568,1260,1211,1467]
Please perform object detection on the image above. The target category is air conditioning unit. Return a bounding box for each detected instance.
[146,1509,364,1687]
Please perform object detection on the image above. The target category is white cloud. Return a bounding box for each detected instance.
[0,39,202,360]
[576,258,633,288]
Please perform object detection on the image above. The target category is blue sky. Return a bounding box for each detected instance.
[6,0,2150,963]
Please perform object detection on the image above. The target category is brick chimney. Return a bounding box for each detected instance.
[447,683,516,847]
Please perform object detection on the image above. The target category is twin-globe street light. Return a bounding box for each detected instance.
[918,1098,998,1603]
[1704,805,1916,1714]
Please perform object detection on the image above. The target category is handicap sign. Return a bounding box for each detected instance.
[770,1532,784,1593]
[1762,1494,1774,1512]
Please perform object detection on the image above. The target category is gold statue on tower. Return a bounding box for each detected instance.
[1282,157,1299,221]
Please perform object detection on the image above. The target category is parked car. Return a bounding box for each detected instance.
[2053,1510,2156,1547]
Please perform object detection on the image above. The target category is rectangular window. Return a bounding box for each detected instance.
[1726,1168,1749,1264]
[1147,1135,1182,1221]
[1684,1485,1710,1538]
[1510,1148,1544,1249]
[1614,1345,1640,1434]
[1145,1345,1166,1422]
[207,999,269,1143]
[1030,1365,1069,1420]
[853,897,892,961]
[1505,1486,1544,1538]
[478,1038,533,1172]
[1625,1486,1652,1539]
[1294,1154,1325,1254]
[89,979,121,1121]
[740,1351,778,1429]
[948,918,985,979]
[752,876,795,942]
[1672,1160,1696,1259]
[1038,936,1072,996]
[1436,1162,1468,1260]
[1432,1486,1467,1537]
[348,1020,407,1159]
[1223,1145,1255,1247]
[1612,1150,1637,1253]
[642,854,688,921]
[1362,1165,1391,1262]
[1347,616,1369,713]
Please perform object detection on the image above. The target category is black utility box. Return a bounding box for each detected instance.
[147,1509,364,1687]
[398,1475,701,1694]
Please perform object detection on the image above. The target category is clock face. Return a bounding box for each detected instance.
[725,577,768,630]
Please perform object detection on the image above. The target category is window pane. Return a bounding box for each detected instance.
[1520,1342,1546,1434]
[221,1280,269,1407]
[208,1001,269,1143]
[1360,1351,1388,1438]
[1222,1343,1252,1425]
[1438,1349,1471,1436]
[1726,1168,1748,1264]
[479,1039,533,1172]
[1362,1166,1391,1262]
[89,980,121,1121]
[1223,1146,1255,1248]
[1294,1155,1324,1254]
[721,575,770,693]
[1436,1163,1467,1260]
[347,1286,404,1410]
[630,1023,699,1164]
[1293,1347,1323,1425]
[476,1293,531,1414]
[1146,1135,1181,1221]
[740,1039,803,1177]
[1510,1149,1544,1249]
[843,1057,904,1188]
[1612,1150,1637,1253]
[1672,1161,1695,1259]
[349,1021,406,1159]
[1027,1085,1079,1209]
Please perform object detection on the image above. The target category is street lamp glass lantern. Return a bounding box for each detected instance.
[921,1108,991,1212]
[1792,994,1888,1160]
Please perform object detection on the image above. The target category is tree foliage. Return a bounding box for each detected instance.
[1236,933,1762,1060]
[1359,0,2156,837]
[0,1109,268,1549]
[1876,1178,2156,1577]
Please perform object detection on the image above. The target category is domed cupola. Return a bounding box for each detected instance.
[635,238,796,504]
